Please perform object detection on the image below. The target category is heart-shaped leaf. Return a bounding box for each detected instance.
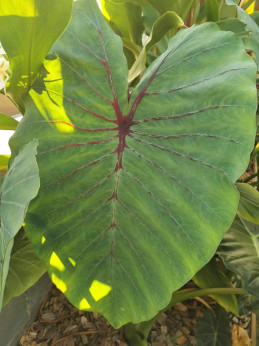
[10,0,256,328]
[196,308,231,346]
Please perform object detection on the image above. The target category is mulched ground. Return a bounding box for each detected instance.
[19,284,252,346]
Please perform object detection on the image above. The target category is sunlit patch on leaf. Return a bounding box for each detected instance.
[30,59,74,134]
[41,236,46,244]
[97,0,111,20]
[50,252,65,272]
[68,257,76,267]
[79,297,91,309]
[89,280,112,302]
[51,273,67,293]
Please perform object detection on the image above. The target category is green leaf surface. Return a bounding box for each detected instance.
[0,113,18,130]
[146,0,181,14]
[106,0,148,4]
[193,258,238,315]
[238,293,259,315]
[0,0,73,111]
[3,228,45,307]
[128,48,147,83]
[146,0,195,20]
[196,308,231,346]
[236,183,259,224]
[218,215,259,299]
[146,11,185,51]
[217,18,250,39]
[100,0,144,46]
[10,0,257,328]
[129,10,185,82]
[142,5,169,55]
[0,139,40,308]
[225,0,259,68]
[205,0,219,22]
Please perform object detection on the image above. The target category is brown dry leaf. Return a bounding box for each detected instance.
[232,324,251,346]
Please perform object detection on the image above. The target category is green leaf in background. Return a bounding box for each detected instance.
[218,215,259,299]
[146,11,185,51]
[0,113,18,130]
[142,5,169,55]
[146,0,181,14]
[106,0,148,4]
[0,0,73,111]
[193,257,238,315]
[100,0,144,46]
[205,0,219,22]
[217,18,250,39]
[128,48,147,83]
[196,308,231,346]
[0,139,40,309]
[225,0,259,68]
[238,292,259,315]
[146,0,195,21]
[128,11,185,82]
[10,0,256,328]
[3,228,45,307]
[236,182,259,224]
[219,2,237,20]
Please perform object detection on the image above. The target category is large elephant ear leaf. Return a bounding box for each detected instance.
[10,0,256,328]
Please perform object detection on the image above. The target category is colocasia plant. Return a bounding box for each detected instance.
[0,0,259,345]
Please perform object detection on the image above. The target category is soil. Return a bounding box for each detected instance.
[19,285,252,346]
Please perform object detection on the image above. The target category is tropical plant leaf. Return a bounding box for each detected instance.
[225,0,259,68]
[196,307,231,346]
[217,18,250,39]
[100,0,144,46]
[146,0,195,20]
[128,48,147,83]
[205,0,219,22]
[236,183,259,224]
[142,5,169,55]
[218,215,259,299]
[193,257,238,315]
[0,0,73,111]
[146,11,185,51]
[128,11,184,82]
[0,139,40,308]
[0,113,18,130]
[2,228,45,307]
[104,0,148,5]
[10,0,256,328]
[238,292,259,315]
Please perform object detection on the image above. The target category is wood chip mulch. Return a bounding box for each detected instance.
[19,285,252,346]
